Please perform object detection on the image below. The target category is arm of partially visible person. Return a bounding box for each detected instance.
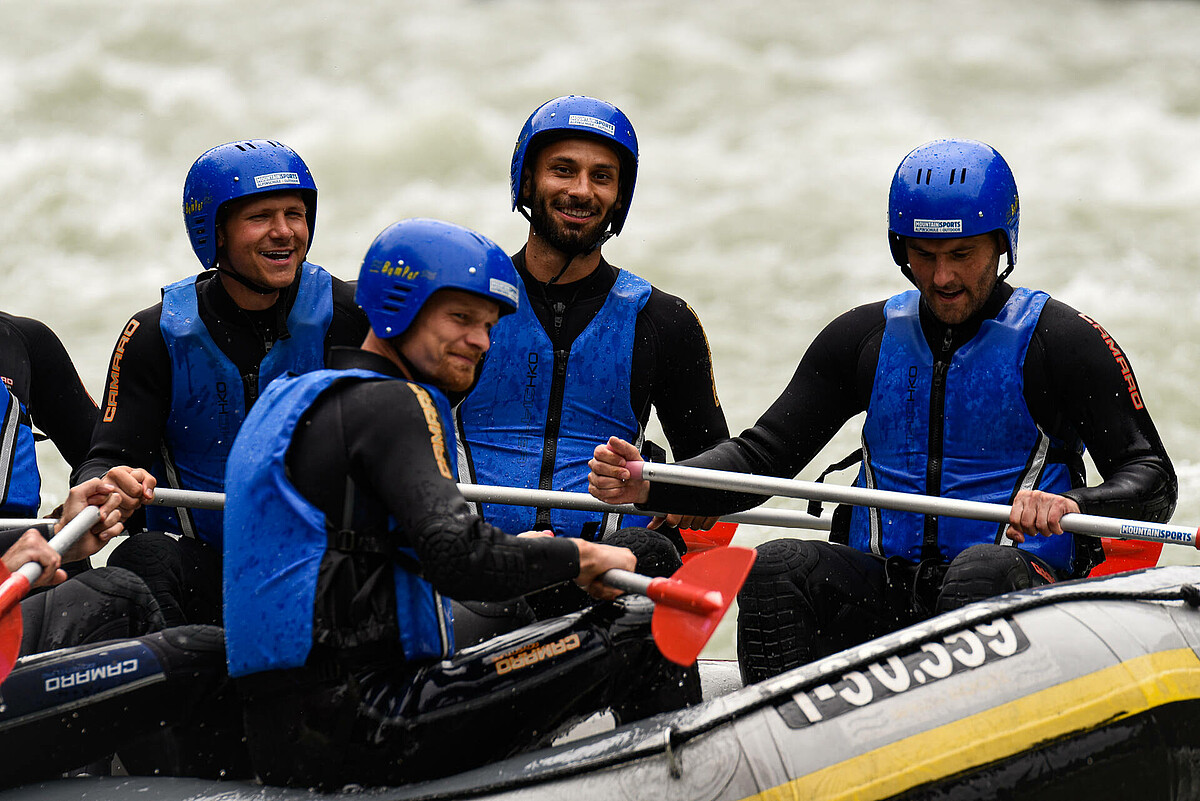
[15,316,98,469]
[1009,300,1177,541]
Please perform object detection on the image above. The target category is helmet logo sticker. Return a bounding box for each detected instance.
[489,278,519,306]
[913,219,963,234]
[567,114,616,137]
[253,172,301,189]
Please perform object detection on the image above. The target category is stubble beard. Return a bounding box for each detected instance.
[528,189,616,258]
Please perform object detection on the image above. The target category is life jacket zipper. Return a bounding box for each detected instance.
[922,326,954,560]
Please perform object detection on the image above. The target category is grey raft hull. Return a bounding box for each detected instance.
[7,565,1200,800]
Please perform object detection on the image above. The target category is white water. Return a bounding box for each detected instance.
[4,0,1199,657]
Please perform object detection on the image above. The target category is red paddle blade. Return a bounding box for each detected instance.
[0,561,25,682]
[649,546,756,666]
[1088,538,1164,577]
[680,521,739,562]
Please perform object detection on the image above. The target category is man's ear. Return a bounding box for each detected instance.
[519,168,533,204]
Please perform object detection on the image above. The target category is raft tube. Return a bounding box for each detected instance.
[5,566,1200,800]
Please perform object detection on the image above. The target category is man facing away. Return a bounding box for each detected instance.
[589,138,1176,683]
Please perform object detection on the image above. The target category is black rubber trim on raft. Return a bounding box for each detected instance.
[380,577,1200,801]
[895,699,1200,801]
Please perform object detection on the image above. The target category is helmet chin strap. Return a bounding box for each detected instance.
[216,264,288,296]
[520,206,615,286]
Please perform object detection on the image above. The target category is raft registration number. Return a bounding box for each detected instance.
[777,618,1029,728]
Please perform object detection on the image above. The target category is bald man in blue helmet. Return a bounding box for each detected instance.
[590,139,1176,683]
[222,219,694,788]
[454,96,728,620]
[75,140,368,628]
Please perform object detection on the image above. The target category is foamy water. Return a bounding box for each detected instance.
[4,0,1199,655]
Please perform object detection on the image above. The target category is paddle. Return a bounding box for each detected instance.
[144,487,755,665]
[148,485,829,549]
[627,461,1200,548]
[599,546,756,665]
[0,505,102,681]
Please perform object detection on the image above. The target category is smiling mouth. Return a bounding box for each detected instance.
[260,250,294,263]
[556,206,596,223]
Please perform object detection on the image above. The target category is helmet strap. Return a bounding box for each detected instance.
[216,264,285,297]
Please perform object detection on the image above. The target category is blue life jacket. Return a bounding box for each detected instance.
[0,381,40,517]
[223,368,456,678]
[848,288,1078,572]
[455,269,652,539]
[149,264,333,547]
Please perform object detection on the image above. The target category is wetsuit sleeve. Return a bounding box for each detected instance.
[644,302,886,516]
[337,380,581,600]
[1026,300,1177,522]
[71,307,171,485]
[637,290,729,460]
[326,278,369,351]
[11,317,98,469]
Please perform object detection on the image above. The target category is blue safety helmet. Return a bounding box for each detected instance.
[510,95,639,235]
[888,139,1019,275]
[183,140,318,271]
[356,218,520,340]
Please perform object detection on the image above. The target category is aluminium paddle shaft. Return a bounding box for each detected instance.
[149,485,831,531]
[627,461,1200,548]
[0,505,101,617]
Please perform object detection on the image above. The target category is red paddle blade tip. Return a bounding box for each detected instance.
[0,562,27,682]
[650,546,756,666]
[681,521,739,562]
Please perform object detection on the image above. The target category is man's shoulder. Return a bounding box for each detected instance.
[0,311,55,344]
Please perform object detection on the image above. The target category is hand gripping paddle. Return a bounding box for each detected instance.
[0,506,101,681]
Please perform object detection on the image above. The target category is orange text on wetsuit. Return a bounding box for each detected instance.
[1078,313,1143,410]
[103,319,140,422]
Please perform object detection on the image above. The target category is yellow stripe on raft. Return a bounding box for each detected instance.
[747,647,1200,801]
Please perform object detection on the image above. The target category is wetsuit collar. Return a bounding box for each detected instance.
[328,346,407,378]
[202,269,299,342]
[917,280,1015,356]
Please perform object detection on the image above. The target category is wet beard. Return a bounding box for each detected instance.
[529,194,616,258]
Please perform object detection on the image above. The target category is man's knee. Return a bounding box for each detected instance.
[19,567,164,655]
[937,544,1057,612]
[603,527,682,578]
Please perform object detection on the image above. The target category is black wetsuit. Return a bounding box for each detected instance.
[73,272,368,626]
[0,312,163,658]
[640,282,1177,682]
[235,348,695,788]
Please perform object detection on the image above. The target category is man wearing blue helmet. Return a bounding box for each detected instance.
[455,96,728,616]
[221,218,695,788]
[590,139,1176,683]
[73,140,368,628]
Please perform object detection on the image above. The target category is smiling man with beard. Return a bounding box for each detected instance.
[454,96,728,623]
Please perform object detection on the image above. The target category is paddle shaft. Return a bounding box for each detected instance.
[629,461,1200,548]
[601,568,724,614]
[149,485,830,531]
[0,505,102,617]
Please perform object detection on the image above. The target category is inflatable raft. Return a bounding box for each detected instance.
[5,564,1200,799]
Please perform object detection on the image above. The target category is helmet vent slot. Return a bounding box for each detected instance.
[949,168,967,185]
[381,285,412,312]
[917,169,930,185]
